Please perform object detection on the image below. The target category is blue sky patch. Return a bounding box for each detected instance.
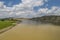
[0,0,22,7]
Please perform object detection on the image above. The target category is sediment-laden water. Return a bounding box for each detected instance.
[0,20,60,40]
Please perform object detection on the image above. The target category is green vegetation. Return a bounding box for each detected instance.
[0,17,18,30]
[30,15,60,25]
[0,20,16,30]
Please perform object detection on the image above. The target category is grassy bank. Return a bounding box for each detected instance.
[0,20,16,30]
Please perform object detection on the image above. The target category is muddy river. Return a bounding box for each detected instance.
[0,20,60,40]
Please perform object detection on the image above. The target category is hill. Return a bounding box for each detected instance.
[30,15,60,25]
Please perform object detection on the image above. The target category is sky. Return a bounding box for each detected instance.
[0,0,60,18]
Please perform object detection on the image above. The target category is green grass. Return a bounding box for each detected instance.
[0,21,16,30]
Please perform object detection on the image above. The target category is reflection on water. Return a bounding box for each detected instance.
[21,20,41,25]
[21,20,51,25]
[0,20,60,40]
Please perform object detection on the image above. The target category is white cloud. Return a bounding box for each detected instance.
[0,2,4,8]
[22,0,44,7]
[12,0,48,18]
[38,6,60,16]
[38,8,48,13]
[0,0,60,18]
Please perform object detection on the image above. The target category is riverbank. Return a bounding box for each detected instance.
[30,15,60,25]
[0,20,21,34]
[0,23,60,40]
[0,23,16,34]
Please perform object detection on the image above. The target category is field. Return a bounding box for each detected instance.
[0,20,16,30]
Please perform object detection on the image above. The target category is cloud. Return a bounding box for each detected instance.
[11,0,48,18]
[38,6,60,16]
[22,0,44,7]
[0,2,14,18]
[0,2,4,8]
[0,0,60,18]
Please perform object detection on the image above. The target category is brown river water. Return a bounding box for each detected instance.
[0,20,60,40]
